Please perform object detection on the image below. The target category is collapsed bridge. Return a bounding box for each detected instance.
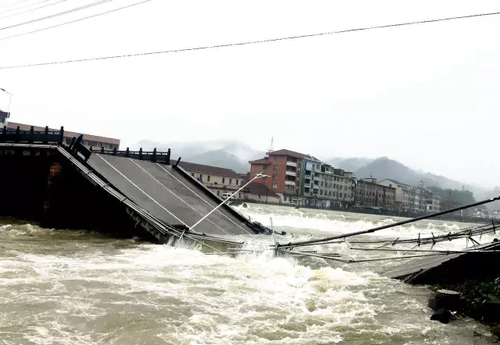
[0,126,270,251]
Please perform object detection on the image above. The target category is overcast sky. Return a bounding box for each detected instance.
[0,0,499,187]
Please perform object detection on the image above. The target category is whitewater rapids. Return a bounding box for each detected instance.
[0,204,496,344]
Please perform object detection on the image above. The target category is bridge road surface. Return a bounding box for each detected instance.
[87,154,254,237]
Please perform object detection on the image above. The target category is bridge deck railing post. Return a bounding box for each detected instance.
[59,127,64,145]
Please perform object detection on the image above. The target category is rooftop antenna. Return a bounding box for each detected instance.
[267,136,274,154]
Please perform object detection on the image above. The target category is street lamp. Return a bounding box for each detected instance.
[175,172,270,247]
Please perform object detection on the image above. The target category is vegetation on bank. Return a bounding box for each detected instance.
[430,277,500,339]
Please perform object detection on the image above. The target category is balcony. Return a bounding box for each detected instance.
[286,161,297,168]
[285,170,296,177]
[285,180,295,186]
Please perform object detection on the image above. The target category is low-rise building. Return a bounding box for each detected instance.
[355,178,396,209]
[178,161,245,199]
[6,122,120,150]
[243,182,279,204]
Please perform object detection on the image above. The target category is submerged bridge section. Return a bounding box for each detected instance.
[87,152,261,237]
[0,125,270,250]
[383,241,500,285]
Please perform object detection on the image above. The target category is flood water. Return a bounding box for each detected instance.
[0,204,497,344]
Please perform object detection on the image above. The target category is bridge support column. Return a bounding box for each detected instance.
[42,162,63,227]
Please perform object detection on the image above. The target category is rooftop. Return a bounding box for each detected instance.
[268,149,308,159]
[179,161,241,179]
[379,178,411,187]
[249,157,271,165]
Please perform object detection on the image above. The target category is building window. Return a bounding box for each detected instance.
[200,174,203,181]
[274,156,279,161]
[274,165,279,170]
[217,191,220,196]
[273,174,278,180]
[272,183,278,189]
[222,177,225,183]
[191,173,195,177]
[207,176,211,182]
[262,165,268,170]
[235,180,239,186]
[229,179,232,185]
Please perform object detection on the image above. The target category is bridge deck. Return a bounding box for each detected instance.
[87,154,253,237]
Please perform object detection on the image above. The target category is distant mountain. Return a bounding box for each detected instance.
[326,157,374,172]
[184,149,249,173]
[354,157,466,189]
[133,139,265,173]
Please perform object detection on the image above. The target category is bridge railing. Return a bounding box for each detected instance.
[90,147,171,164]
[0,126,64,144]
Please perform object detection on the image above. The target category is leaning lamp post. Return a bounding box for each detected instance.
[175,172,270,247]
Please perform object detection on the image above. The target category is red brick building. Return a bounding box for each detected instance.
[249,149,315,205]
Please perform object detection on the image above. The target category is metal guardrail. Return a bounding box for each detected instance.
[0,125,64,144]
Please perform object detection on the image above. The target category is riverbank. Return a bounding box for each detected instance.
[231,200,496,224]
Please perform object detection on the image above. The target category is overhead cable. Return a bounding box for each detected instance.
[1,0,51,14]
[0,0,70,21]
[1,10,499,70]
[0,0,150,40]
[0,0,112,31]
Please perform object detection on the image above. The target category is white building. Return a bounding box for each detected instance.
[302,159,355,208]
[0,109,8,129]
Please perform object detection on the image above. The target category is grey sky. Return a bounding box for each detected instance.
[0,0,499,187]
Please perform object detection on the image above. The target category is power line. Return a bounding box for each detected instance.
[1,10,499,70]
[0,0,30,11]
[1,0,51,14]
[0,0,150,40]
[0,0,112,31]
[0,0,70,21]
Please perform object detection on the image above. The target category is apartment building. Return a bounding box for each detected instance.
[425,190,442,213]
[179,161,245,199]
[355,178,396,210]
[378,179,416,212]
[301,158,355,208]
[6,122,120,150]
[378,179,442,213]
[249,149,312,205]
